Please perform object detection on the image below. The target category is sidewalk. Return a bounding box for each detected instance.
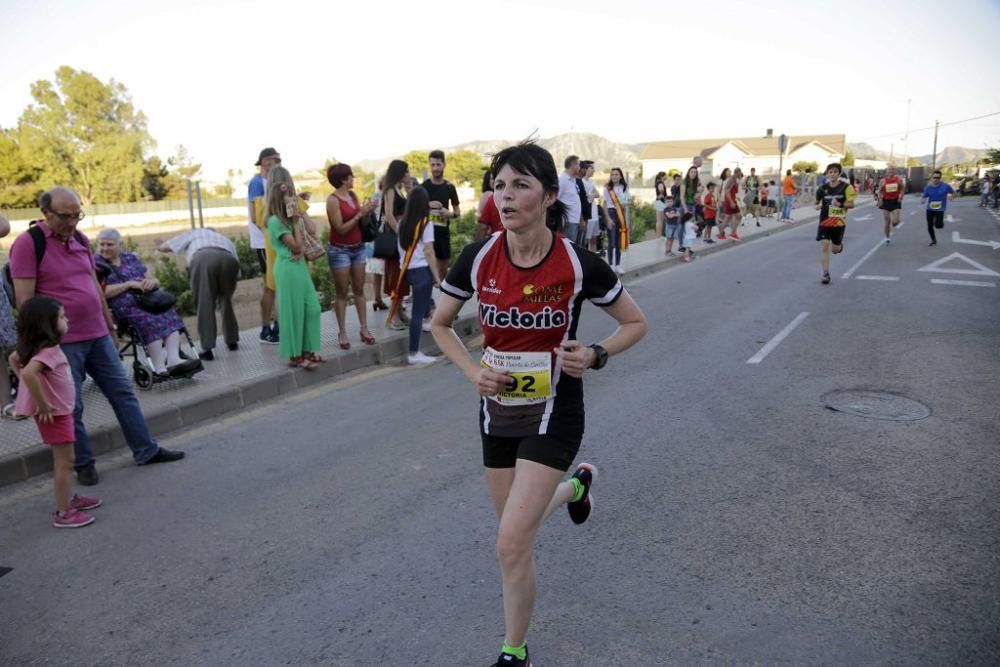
[0,197,870,487]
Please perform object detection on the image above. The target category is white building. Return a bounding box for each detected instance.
[639,133,847,182]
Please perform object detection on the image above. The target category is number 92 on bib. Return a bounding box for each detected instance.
[481,348,553,406]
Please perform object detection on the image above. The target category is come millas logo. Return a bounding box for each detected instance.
[479,303,567,329]
[482,278,503,295]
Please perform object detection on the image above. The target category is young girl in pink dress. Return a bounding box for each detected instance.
[10,296,102,528]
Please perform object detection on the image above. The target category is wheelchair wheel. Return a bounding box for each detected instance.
[133,364,154,391]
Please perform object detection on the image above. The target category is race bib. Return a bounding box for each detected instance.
[885,183,898,193]
[929,201,942,210]
[481,348,553,406]
[829,206,847,218]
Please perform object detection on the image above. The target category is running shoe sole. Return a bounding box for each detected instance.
[568,463,597,525]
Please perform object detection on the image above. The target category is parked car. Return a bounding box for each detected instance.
[957,177,981,196]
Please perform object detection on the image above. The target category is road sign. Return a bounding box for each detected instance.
[778,134,788,153]
[917,252,1000,277]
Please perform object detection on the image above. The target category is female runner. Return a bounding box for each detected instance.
[431,142,647,666]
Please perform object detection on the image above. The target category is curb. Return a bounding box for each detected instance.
[0,199,874,488]
[0,315,483,488]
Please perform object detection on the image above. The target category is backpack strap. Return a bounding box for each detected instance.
[28,223,46,267]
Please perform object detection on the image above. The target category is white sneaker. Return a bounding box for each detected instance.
[614,264,625,275]
[421,319,432,333]
[407,351,437,365]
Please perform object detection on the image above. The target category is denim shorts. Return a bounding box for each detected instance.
[666,222,683,241]
[327,243,367,269]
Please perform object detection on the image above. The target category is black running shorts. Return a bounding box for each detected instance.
[816,225,846,246]
[482,432,582,471]
[433,224,452,260]
[927,210,945,229]
[880,200,901,211]
[255,249,267,276]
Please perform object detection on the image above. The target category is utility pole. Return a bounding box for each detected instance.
[930,120,940,173]
[186,179,196,230]
[902,98,912,174]
[195,181,205,228]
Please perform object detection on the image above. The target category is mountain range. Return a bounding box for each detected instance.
[356,133,645,177]
[847,142,990,166]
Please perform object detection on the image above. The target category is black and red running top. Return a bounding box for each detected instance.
[441,230,623,438]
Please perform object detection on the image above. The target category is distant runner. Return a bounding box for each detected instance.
[878,165,904,245]
[921,170,955,247]
[814,162,856,284]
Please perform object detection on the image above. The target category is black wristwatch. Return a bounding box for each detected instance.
[588,344,608,370]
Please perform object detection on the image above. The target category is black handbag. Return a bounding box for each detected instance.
[372,224,399,259]
[135,288,177,314]
[372,198,400,259]
[103,259,177,314]
[360,212,379,243]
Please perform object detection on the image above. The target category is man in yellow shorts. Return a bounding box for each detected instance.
[249,147,281,343]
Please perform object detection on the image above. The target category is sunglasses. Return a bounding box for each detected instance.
[46,209,86,222]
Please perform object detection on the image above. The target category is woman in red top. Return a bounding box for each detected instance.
[477,170,504,240]
[326,163,378,349]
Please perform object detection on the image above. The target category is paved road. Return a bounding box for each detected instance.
[1,197,998,666]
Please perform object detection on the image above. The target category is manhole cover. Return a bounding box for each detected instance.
[823,390,931,421]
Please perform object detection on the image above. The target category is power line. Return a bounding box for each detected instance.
[853,111,1000,144]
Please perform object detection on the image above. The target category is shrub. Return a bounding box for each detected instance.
[231,235,261,280]
[629,203,656,242]
[154,255,196,316]
[449,210,480,258]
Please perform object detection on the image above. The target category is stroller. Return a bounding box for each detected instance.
[114,317,204,390]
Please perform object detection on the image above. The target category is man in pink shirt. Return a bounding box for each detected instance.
[10,187,185,486]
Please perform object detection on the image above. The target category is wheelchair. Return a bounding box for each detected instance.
[114,318,204,390]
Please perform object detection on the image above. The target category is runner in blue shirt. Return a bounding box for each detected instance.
[921,170,955,247]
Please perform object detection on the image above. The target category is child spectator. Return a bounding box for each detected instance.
[10,297,102,528]
[664,195,682,256]
[683,215,698,262]
[702,182,718,244]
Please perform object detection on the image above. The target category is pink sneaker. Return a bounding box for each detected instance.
[70,494,102,511]
[52,508,95,529]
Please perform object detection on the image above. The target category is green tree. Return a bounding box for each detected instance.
[792,160,819,174]
[16,66,153,204]
[0,127,41,207]
[842,150,855,167]
[985,144,1000,164]
[142,156,171,200]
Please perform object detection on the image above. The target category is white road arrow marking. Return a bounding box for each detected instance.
[952,231,1000,250]
[946,214,960,223]
[917,252,1000,277]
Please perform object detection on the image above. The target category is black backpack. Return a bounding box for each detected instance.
[2,221,87,308]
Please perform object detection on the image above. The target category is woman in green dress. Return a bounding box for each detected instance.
[265,166,322,370]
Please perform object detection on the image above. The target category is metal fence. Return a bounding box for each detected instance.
[2,197,245,221]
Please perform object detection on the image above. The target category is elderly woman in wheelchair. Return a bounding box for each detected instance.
[94,228,202,388]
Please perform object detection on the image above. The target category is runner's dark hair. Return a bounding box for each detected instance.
[825,163,843,174]
[490,141,566,230]
[428,149,445,162]
[398,186,431,248]
[481,169,493,192]
[15,296,64,364]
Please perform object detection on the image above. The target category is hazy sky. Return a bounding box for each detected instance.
[3,0,999,182]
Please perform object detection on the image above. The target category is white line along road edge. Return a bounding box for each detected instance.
[855,275,900,281]
[747,312,810,365]
[930,279,997,288]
